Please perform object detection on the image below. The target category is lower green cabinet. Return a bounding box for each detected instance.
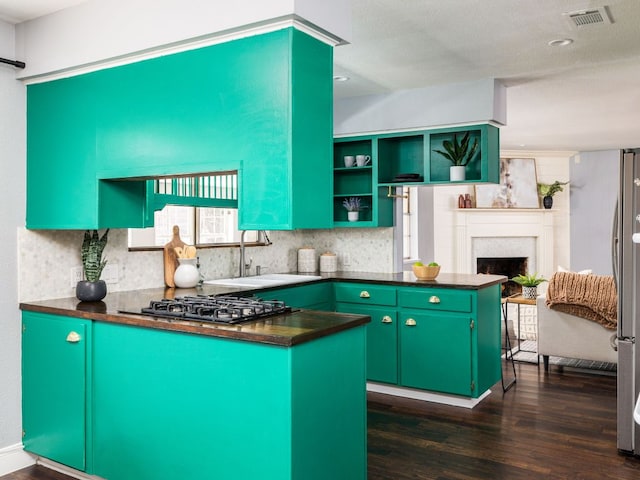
[335,282,502,399]
[21,309,366,480]
[260,282,333,310]
[22,312,92,472]
[336,303,398,384]
[399,310,473,396]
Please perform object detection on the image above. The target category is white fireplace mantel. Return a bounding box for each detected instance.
[454,209,555,278]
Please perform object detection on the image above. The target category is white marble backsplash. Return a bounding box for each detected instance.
[18,227,395,302]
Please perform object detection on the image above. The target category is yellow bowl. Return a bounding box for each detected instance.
[412,265,441,280]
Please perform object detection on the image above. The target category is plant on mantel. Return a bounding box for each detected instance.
[537,180,569,209]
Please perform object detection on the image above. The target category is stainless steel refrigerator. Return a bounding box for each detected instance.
[615,149,640,454]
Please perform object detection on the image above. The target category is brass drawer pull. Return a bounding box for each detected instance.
[359,291,370,298]
[405,318,417,326]
[381,315,393,324]
[66,331,81,343]
[429,295,441,304]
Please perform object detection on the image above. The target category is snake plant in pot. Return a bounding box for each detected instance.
[76,229,109,302]
[432,131,479,182]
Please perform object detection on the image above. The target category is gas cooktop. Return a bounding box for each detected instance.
[137,294,292,324]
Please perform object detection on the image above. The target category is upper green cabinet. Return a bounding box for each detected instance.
[26,27,333,230]
[332,124,499,227]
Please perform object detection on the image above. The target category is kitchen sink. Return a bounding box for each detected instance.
[203,273,322,288]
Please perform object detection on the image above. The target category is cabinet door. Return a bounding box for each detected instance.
[336,303,398,384]
[399,310,473,396]
[22,312,90,471]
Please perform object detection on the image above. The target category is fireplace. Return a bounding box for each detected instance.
[477,257,527,297]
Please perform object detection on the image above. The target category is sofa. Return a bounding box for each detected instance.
[536,271,618,371]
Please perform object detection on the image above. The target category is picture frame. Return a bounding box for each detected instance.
[474,158,539,208]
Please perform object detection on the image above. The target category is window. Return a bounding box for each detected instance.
[128,206,262,249]
[128,172,267,249]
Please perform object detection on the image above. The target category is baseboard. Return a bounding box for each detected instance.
[36,458,105,480]
[0,443,36,476]
[367,382,491,409]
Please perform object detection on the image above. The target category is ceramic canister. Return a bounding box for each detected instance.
[320,252,338,273]
[297,247,317,273]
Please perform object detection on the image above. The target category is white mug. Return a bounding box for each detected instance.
[344,155,355,167]
[356,154,371,167]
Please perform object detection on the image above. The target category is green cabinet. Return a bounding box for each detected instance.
[22,312,93,472]
[21,309,366,480]
[399,309,473,396]
[335,282,398,384]
[27,28,332,230]
[332,124,499,226]
[334,282,501,399]
[397,285,501,398]
[260,282,334,311]
[91,321,365,480]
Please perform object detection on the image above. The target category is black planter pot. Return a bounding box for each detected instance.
[76,280,107,302]
[542,195,553,209]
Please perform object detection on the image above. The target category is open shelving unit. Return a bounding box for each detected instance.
[332,124,499,227]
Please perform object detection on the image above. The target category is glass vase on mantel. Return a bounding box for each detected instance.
[542,196,553,209]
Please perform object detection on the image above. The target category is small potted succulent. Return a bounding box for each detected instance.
[511,272,547,299]
[343,197,364,222]
[76,229,109,302]
[433,131,479,182]
[537,181,569,209]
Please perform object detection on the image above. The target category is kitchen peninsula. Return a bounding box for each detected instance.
[20,288,369,480]
[20,272,504,480]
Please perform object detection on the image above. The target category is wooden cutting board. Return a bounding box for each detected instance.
[163,225,187,288]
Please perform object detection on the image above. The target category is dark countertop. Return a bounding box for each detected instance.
[19,271,505,347]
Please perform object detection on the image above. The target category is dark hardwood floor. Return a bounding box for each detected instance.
[4,362,640,480]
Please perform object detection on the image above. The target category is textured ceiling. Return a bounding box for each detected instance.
[3,0,640,152]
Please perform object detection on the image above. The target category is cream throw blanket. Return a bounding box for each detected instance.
[545,272,618,330]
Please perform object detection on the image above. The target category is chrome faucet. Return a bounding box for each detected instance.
[239,230,252,277]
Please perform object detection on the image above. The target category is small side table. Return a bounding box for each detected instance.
[501,297,517,392]
[504,293,538,363]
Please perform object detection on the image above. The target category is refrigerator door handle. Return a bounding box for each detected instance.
[611,333,619,352]
[612,199,619,290]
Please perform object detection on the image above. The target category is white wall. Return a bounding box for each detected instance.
[570,150,619,275]
[334,79,506,136]
[15,0,351,80]
[429,150,572,275]
[0,19,32,475]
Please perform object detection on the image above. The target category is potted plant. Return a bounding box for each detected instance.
[433,131,479,182]
[511,272,547,299]
[537,181,569,209]
[76,229,109,302]
[343,197,364,222]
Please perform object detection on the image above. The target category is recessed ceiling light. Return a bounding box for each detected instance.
[333,75,350,82]
[548,38,574,47]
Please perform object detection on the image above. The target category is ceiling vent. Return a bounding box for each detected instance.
[565,7,612,27]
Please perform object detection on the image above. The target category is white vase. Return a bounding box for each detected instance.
[522,286,538,299]
[174,258,200,288]
[450,165,466,182]
[347,211,359,222]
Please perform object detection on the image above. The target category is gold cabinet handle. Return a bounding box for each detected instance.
[429,295,441,304]
[359,291,370,298]
[66,331,81,343]
[405,318,417,326]
[381,315,393,324]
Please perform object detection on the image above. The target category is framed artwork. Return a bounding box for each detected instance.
[475,158,539,208]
